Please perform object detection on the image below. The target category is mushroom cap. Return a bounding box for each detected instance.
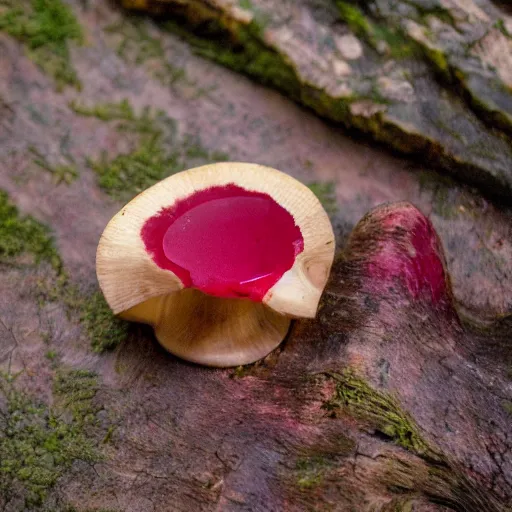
[96,162,335,366]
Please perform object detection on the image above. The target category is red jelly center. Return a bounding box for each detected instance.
[141,184,304,300]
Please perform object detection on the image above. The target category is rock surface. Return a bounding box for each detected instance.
[0,0,511,510]
[121,0,512,199]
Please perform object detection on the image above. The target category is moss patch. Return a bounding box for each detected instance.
[0,371,101,508]
[0,191,126,354]
[320,371,496,509]
[162,4,303,100]
[0,0,83,90]
[71,99,229,199]
[307,181,338,216]
[323,370,440,461]
[53,369,100,423]
[295,455,331,490]
[71,99,181,198]
[88,133,183,199]
[69,98,163,134]
[384,498,414,512]
[0,190,61,270]
[334,1,419,59]
[79,292,129,353]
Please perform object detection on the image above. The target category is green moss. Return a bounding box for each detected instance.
[71,99,181,198]
[45,350,57,361]
[164,14,303,100]
[88,134,183,199]
[211,150,230,161]
[185,143,210,160]
[418,43,452,83]
[163,6,387,126]
[389,499,414,512]
[30,146,79,184]
[0,0,83,90]
[0,190,125,355]
[70,98,135,123]
[79,292,129,353]
[335,1,457,74]
[72,99,230,199]
[323,370,440,461]
[295,455,331,490]
[334,1,418,59]
[0,190,61,270]
[495,18,511,38]
[184,136,229,162]
[69,99,162,135]
[232,365,250,379]
[196,34,296,93]
[230,362,268,379]
[307,181,338,216]
[296,472,323,490]
[53,369,99,422]
[0,371,101,508]
[335,2,371,35]
[411,2,456,27]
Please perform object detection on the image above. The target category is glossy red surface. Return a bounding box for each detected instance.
[141,184,304,300]
[366,207,448,305]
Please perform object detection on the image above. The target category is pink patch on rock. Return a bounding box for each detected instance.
[365,204,449,305]
[141,184,304,301]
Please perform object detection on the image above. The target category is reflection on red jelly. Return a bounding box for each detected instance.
[141,184,304,301]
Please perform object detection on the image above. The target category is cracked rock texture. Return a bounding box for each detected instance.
[0,0,511,510]
[122,0,512,200]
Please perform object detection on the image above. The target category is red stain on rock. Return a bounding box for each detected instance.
[351,203,451,307]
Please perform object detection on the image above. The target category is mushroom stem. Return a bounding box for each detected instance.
[121,288,291,367]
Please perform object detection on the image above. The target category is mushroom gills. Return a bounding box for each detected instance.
[120,288,291,367]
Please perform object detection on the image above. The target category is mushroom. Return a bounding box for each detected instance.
[96,162,335,367]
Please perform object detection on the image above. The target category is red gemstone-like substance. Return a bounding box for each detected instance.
[365,205,449,305]
[141,184,304,301]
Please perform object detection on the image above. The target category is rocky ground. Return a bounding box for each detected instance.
[0,0,511,510]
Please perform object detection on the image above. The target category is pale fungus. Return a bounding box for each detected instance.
[96,163,335,367]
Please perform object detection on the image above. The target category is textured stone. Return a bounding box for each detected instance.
[120,0,512,199]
